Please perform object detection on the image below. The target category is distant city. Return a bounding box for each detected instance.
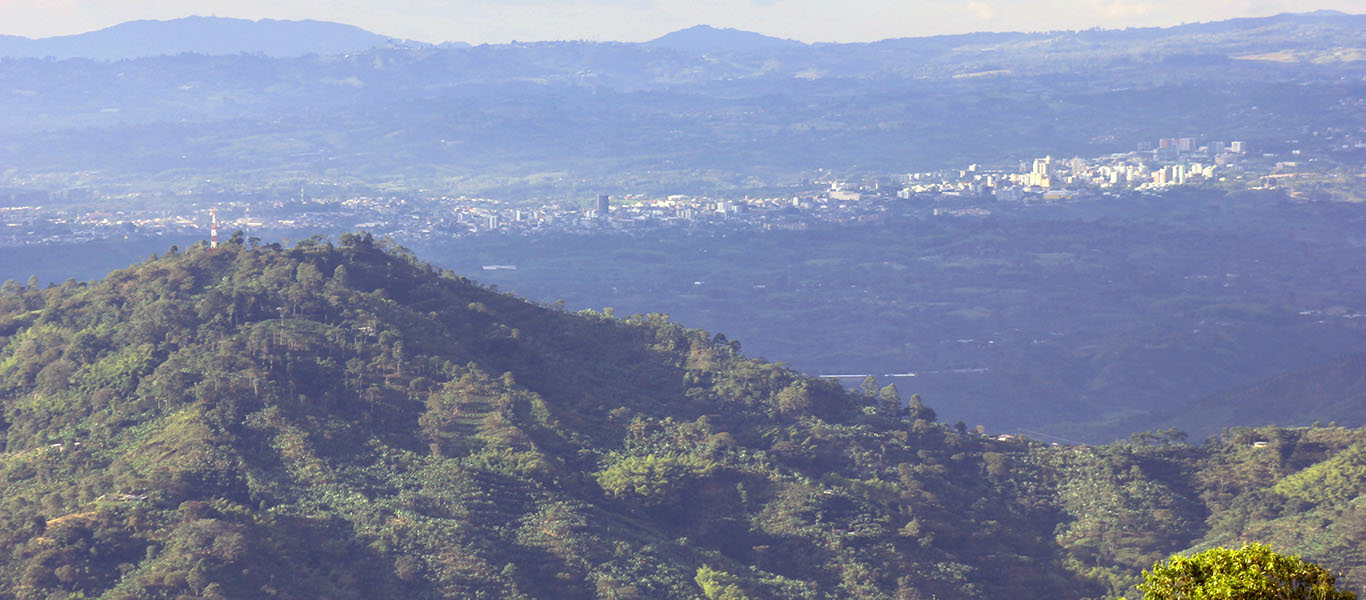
[2,131,1361,250]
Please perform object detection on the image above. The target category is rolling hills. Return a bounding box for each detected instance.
[1130,352,1366,440]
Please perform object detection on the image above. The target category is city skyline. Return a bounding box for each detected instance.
[0,0,1361,45]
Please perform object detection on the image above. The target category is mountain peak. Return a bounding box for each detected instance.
[0,16,400,60]
[645,24,806,52]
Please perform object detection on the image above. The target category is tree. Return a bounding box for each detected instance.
[1130,428,1189,447]
[859,375,879,397]
[595,453,717,506]
[1137,544,1356,600]
[878,383,901,414]
[906,393,935,423]
[695,566,752,600]
[775,381,813,415]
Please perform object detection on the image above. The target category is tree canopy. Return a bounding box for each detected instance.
[1138,544,1356,600]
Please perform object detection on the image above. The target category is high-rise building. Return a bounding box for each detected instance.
[1030,156,1052,188]
[595,194,610,218]
[1032,156,1051,176]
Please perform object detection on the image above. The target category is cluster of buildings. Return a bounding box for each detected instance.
[898,137,1255,203]
[0,133,1354,248]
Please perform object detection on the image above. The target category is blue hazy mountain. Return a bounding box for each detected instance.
[1,11,1359,174]
[644,24,806,52]
[0,16,401,60]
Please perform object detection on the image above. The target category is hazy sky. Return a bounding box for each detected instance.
[1,0,1362,43]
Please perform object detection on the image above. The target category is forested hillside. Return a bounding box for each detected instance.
[0,236,1362,599]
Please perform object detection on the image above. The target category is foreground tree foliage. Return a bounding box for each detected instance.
[0,235,1362,599]
[1138,544,1356,600]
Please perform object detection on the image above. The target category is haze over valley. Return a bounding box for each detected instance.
[1,9,1365,599]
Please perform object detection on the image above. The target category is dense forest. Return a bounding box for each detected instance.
[1,236,1363,599]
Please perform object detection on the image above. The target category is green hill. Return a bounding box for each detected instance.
[0,235,1363,599]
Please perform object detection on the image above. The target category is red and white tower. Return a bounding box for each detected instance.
[210,208,219,250]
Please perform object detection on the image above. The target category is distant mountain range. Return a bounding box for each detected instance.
[0,18,812,60]
[0,16,402,59]
[8,11,1361,61]
[0,9,1358,203]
